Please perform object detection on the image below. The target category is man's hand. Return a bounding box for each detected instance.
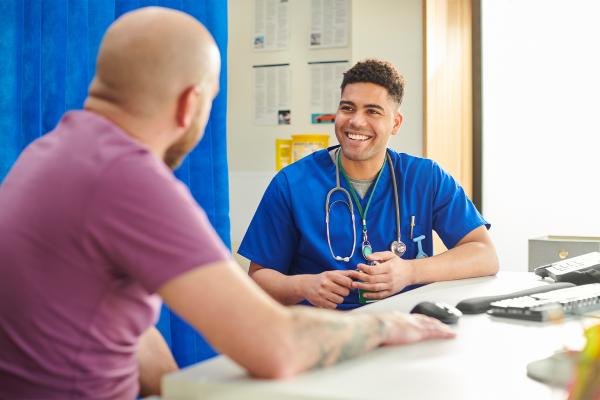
[297,270,355,309]
[349,251,415,300]
[160,260,456,379]
[379,312,455,345]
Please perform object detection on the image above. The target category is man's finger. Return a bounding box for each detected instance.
[412,314,456,338]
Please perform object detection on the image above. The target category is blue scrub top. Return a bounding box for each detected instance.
[239,146,489,309]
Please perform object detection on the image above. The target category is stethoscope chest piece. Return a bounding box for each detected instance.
[390,240,406,257]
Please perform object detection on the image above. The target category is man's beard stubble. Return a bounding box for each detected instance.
[163,115,202,171]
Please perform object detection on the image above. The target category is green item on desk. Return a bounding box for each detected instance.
[358,261,377,305]
[358,288,376,305]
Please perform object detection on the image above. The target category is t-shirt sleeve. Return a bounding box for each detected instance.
[86,154,231,293]
[238,172,298,273]
[431,161,490,249]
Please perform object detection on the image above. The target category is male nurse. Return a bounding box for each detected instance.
[0,11,455,400]
[240,59,499,310]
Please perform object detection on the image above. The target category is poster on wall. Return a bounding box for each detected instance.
[253,0,290,51]
[253,64,291,126]
[309,0,350,49]
[309,60,349,124]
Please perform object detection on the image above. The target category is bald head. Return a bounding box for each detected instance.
[88,7,220,116]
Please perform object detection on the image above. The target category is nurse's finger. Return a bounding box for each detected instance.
[329,282,351,297]
[329,271,354,288]
[313,298,338,309]
[337,269,358,277]
[367,251,396,263]
[352,281,391,293]
[350,270,387,284]
[362,289,393,299]
[344,269,362,281]
[348,268,369,281]
[356,263,387,275]
[324,290,345,305]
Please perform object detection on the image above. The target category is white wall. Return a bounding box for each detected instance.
[482,0,600,271]
[352,0,423,156]
[227,0,423,265]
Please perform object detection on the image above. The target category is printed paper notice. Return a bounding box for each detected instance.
[253,0,290,51]
[309,0,350,49]
[310,61,349,124]
[254,64,291,125]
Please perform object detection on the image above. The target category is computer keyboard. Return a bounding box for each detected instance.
[487,283,600,321]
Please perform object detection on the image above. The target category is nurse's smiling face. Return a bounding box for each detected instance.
[335,82,403,176]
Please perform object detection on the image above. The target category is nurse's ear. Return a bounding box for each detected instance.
[391,111,403,136]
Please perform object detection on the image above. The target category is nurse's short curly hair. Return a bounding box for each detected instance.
[341,59,405,106]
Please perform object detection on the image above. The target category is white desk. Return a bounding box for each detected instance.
[163,272,586,399]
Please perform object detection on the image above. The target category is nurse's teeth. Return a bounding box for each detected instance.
[348,133,369,141]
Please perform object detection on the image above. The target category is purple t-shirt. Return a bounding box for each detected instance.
[0,111,231,399]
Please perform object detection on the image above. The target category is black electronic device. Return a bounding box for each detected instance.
[487,283,600,322]
[534,252,600,285]
[456,282,575,314]
[410,301,462,324]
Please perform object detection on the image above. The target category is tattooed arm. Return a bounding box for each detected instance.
[159,260,454,379]
[286,306,453,372]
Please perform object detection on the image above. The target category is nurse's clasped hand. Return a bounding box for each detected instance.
[349,251,415,300]
[297,270,355,309]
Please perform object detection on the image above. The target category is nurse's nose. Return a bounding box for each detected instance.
[348,111,367,129]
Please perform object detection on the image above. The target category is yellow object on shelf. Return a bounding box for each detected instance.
[569,324,600,400]
[291,134,329,163]
[275,139,292,171]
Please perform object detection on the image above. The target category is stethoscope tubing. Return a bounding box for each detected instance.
[325,148,401,262]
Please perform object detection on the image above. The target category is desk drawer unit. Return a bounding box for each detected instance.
[528,235,600,271]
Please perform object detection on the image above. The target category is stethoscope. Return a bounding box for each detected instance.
[325,148,406,262]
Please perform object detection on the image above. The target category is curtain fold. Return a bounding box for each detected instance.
[0,0,229,367]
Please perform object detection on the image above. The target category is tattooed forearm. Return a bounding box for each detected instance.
[289,306,387,370]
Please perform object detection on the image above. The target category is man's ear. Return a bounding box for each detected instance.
[176,85,199,128]
[392,111,403,135]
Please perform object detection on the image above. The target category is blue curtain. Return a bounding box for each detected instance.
[0,0,230,367]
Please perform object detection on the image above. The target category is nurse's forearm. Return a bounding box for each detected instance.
[249,266,307,305]
[410,240,499,285]
[409,226,499,285]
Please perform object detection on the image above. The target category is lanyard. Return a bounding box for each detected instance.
[337,149,386,260]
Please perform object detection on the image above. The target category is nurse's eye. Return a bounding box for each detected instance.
[339,105,353,112]
[367,109,382,115]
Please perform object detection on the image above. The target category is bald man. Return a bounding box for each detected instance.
[0,7,454,400]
